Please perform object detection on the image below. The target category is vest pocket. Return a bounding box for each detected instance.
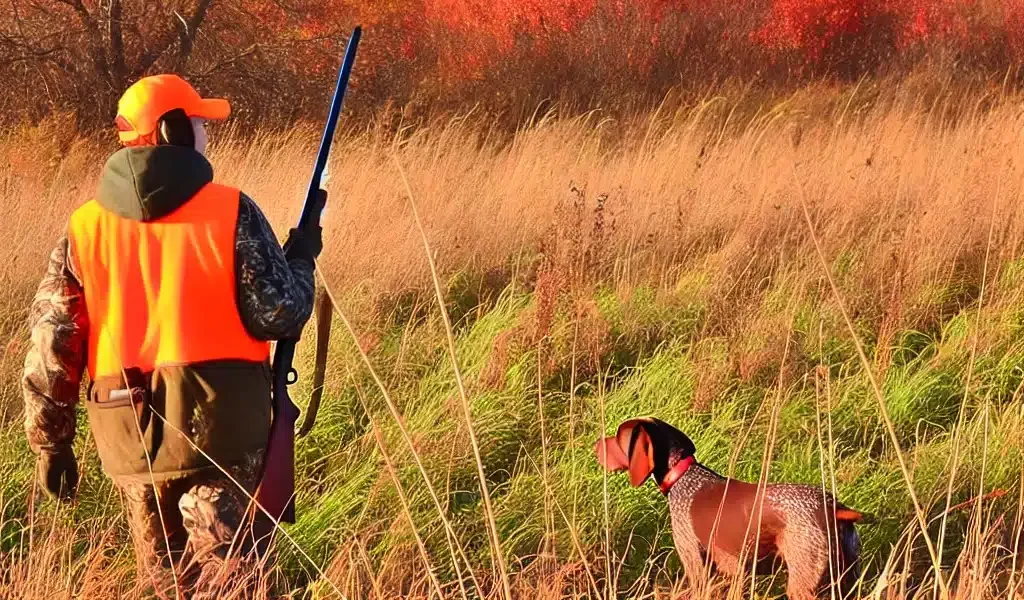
[85,384,154,477]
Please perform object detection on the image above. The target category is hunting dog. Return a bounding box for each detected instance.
[595,417,864,599]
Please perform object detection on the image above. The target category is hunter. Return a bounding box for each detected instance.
[22,74,322,596]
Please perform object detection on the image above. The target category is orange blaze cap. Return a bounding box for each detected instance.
[115,74,230,143]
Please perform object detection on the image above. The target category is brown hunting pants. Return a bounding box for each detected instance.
[117,450,275,599]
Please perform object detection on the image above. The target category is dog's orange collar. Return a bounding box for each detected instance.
[660,455,695,495]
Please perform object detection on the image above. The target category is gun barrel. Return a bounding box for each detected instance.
[299,26,362,228]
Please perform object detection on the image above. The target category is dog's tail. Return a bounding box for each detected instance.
[836,519,862,599]
[835,506,877,524]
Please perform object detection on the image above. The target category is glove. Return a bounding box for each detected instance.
[37,446,78,502]
[283,189,327,263]
[283,227,323,264]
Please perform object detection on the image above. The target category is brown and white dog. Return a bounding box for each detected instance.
[595,417,865,600]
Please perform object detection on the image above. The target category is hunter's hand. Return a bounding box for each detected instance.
[283,189,326,263]
[37,446,79,502]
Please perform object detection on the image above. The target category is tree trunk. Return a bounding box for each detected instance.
[108,0,126,93]
[175,0,216,71]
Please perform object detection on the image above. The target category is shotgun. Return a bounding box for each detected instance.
[254,26,362,524]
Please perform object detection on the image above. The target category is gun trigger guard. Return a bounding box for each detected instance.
[287,368,298,385]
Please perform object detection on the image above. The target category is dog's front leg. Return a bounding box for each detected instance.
[677,542,712,598]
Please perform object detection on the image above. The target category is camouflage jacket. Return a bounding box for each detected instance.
[23,187,315,457]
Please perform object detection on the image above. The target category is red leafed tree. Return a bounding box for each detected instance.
[421,0,601,81]
[755,0,887,64]
[1007,0,1024,59]
[896,0,976,44]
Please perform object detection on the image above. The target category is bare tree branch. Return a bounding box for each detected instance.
[175,0,214,69]
[195,42,261,77]
[133,33,176,77]
[131,0,215,77]
[3,1,73,71]
[0,48,61,69]
[54,0,111,88]
[194,34,336,77]
[109,0,126,89]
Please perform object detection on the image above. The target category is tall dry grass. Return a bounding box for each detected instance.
[1,81,1024,598]
[5,81,1023,312]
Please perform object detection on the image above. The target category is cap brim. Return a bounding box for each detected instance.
[192,98,230,121]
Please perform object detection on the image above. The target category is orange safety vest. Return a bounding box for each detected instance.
[68,182,270,379]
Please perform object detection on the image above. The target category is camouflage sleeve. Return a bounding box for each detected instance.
[235,193,316,340]
[22,235,88,455]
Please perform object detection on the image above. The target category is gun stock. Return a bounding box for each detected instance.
[257,343,300,522]
[253,26,361,524]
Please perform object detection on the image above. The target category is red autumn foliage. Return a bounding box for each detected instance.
[755,0,878,57]
[1009,1,1024,57]
[3,0,1024,129]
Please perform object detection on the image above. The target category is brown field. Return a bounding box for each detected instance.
[1,80,1024,599]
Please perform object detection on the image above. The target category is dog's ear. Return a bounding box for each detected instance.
[593,436,630,471]
[596,418,657,485]
[594,418,648,473]
[614,418,651,449]
[627,425,655,486]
